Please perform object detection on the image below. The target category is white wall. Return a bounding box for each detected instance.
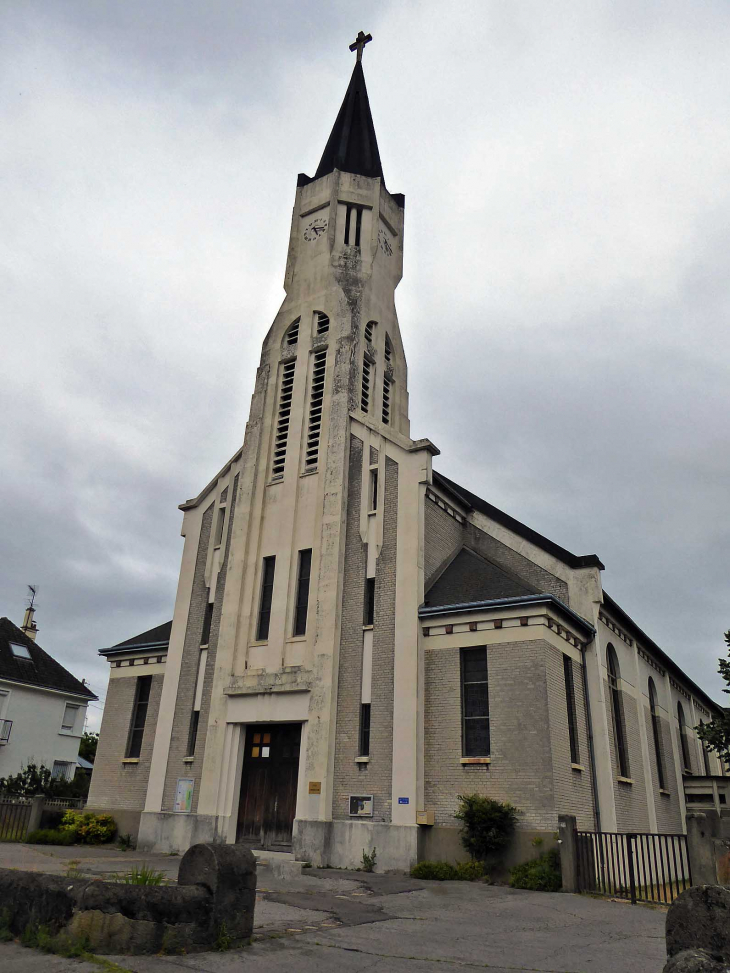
[0,680,88,779]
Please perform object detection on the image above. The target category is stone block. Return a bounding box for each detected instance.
[666,886,730,964]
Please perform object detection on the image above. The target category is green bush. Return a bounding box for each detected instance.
[454,794,518,862]
[26,829,75,846]
[410,860,458,881]
[60,810,116,844]
[509,849,562,892]
[454,860,486,881]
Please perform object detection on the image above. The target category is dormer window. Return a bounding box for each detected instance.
[285,318,300,346]
[10,642,31,660]
[315,311,329,336]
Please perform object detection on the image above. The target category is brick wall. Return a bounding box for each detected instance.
[87,672,163,810]
[547,651,595,830]
[161,502,215,812]
[332,438,397,824]
[604,684,651,832]
[646,709,683,833]
[424,639,559,832]
[465,522,569,604]
[424,498,463,588]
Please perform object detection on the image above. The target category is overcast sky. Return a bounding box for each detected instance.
[2,1,729,733]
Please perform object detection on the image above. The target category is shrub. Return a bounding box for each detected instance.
[60,810,116,844]
[509,849,562,892]
[454,794,518,862]
[410,860,458,881]
[361,847,377,872]
[26,828,75,846]
[454,860,486,881]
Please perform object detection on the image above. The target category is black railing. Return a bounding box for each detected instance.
[0,799,32,842]
[576,829,691,904]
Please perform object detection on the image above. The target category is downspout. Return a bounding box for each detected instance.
[581,641,602,833]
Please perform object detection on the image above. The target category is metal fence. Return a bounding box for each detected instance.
[576,829,691,904]
[0,799,32,841]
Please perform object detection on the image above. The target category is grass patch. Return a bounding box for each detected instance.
[110,864,165,885]
[410,860,487,881]
[26,828,75,846]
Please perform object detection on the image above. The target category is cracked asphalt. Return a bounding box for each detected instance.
[0,844,667,972]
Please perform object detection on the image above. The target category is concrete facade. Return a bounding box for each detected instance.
[89,54,725,871]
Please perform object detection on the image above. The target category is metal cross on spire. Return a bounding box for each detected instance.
[349,30,372,63]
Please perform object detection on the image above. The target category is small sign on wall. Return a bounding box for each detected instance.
[398,797,410,805]
[174,778,194,813]
[349,795,373,817]
[308,781,322,794]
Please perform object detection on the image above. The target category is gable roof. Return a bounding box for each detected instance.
[99,620,172,657]
[425,548,537,608]
[0,617,96,699]
[433,472,605,571]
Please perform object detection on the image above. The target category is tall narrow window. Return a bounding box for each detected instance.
[359,703,371,756]
[563,655,579,764]
[461,647,490,757]
[361,357,372,413]
[187,710,200,757]
[699,721,712,776]
[382,374,391,425]
[272,360,296,478]
[364,577,375,627]
[126,675,152,758]
[648,678,666,790]
[293,549,312,637]
[369,469,378,511]
[257,556,276,641]
[607,644,629,778]
[304,350,327,470]
[344,205,363,246]
[285,318,300,346]
[678,702,692,774]
[201,600,213,646]
[384,334,393,364]
[214,507,226,546]
[364,320,376,344]
[315,311,329,335]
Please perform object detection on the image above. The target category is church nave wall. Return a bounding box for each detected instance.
[423,491,464,589]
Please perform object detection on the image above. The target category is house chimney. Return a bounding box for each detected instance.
[21,585,38,641]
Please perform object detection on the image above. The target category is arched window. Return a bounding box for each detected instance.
[314,311,329,336]
[648,678,666,791]
[678,702,693,774]
[271,359,296,478]
[284,318,300,347]
[361,356,372,413]
[364,320,376,344]
[384,334,393,365]
[607,644,629,778]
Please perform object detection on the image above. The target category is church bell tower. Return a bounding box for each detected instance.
[141,34,435,870]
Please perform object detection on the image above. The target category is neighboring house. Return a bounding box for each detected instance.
[89,47,725,868]
[0,617,97,782]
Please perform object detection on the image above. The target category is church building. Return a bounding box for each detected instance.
[88,37,725,871]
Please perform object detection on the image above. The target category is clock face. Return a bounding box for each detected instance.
[378,226,393,257]
[303,217,328,242]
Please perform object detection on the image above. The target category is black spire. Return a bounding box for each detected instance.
[313,60,384,182]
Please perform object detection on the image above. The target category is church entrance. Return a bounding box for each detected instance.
[236,723,301,850]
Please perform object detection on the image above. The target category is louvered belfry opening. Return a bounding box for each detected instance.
[272,360,296,478]
[315,311,329,335]
[361,356,372,413]
[305,350,327,470]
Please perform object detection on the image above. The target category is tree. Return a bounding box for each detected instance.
[78,731,99,764]
[454,793,518,862]
[696,630,730,764]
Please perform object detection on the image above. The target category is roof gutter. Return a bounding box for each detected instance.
[419,592,596,638]
[99,640,170,658]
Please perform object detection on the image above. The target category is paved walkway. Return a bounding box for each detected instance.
[0,843,668,972]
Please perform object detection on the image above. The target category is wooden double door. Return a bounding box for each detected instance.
[236,723,301,850]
